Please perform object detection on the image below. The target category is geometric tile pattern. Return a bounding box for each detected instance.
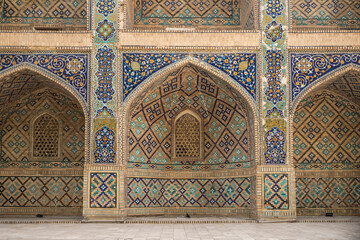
[328,71,360,104]
[0,176,83,207]
[292,0,360,29]
[128,177,250,208]
[133,0,241,27]
[0,0,87,27]
[264,174,289,210]
[293,91,360,170]
[291,53,360,102]
[122,53,257,100]
[90,173,116,208]
[0,89,85,166]
[0,54,89,102]
[129,65,250,170]
[296,177,360,208]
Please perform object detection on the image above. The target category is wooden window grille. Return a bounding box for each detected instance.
[33,114,59,157]
[175,113,200,157]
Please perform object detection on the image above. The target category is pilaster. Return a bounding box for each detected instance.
[258,0,296,221]
[83,0,124,220]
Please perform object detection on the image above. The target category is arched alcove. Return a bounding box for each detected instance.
[291,69,360,216]
[0,69,87,216]
[125,64,258,216]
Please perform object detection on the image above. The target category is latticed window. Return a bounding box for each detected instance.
[33,114,59,157]
[175,113,200,158]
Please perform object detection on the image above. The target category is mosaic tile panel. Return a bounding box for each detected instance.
[296,177,360,208]
[0,176,83,207]
[122,53,257,100]
[129,65,250,170]
[90,173,116,208]
[0,54,89,102]
[291,53,360,103]
[0,89,85,167]
[93,0,119,166]
[0,0,87,27]
[264,174,289,210]
[128,177,251,208]
[133,0,241,27]
[94,126,116,164]
[292,0,360,29]
[293,91,360,170]
[261,0,288,165]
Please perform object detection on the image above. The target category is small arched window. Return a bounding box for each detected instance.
[33,114,60,158]
[173,110,203,160]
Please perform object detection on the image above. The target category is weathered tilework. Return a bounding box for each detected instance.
[296,178,360,208]
[0,0,87,27]
[94,126,116,164]
[264,174,288,210]
[293,91,360,170]
[0,176,83,207]
[90,173,116,208]
[133,0,240,27]
[291,53,360,103]
[292,0,360,29]
[0,54,89,102]
[193,54,257,99]
[0,89,85,168]
[123,53,257,100]
[128,178,250,208]
[129,66,250,170]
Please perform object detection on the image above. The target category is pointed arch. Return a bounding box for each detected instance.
[289,65,360,167]
[0,63,89,114]
[123,59,260,167]
[0,64,90,164]
[291,64,360,114]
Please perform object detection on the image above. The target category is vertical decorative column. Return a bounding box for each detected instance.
[258,0,296,220]
[83,0,123,220]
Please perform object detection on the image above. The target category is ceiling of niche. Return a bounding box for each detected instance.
[326,70,360,104]
[0,70,76,111]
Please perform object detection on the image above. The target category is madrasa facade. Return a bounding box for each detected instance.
[0,0,359,222]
